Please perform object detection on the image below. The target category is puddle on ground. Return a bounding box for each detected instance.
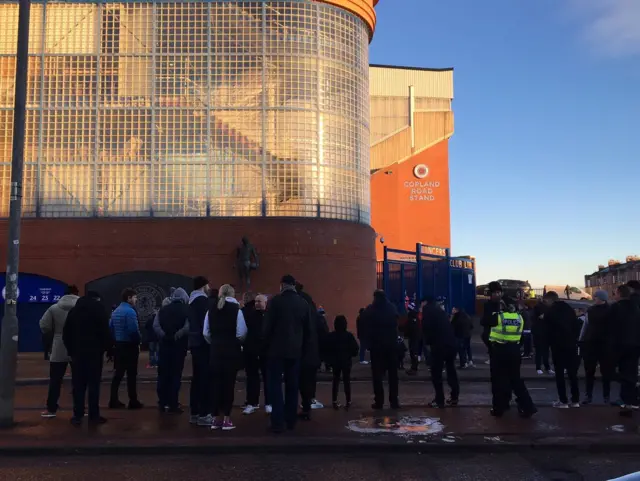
[346,416,445,437]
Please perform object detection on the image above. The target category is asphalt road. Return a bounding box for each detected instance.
[0,453,638,481]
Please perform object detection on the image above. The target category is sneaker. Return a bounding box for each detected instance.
[484,359,491,365]
[631,405,640,411]
[264,405,273,414]
[108,400,126,410]
[88,416,107,425]
[332,401,341,410]
[310,400,324,409]
[570,402,580,408]
[446,398,459,407]
[211,419,223,430]
[146,364,153,369]
[429,400,444,409]
[468,361,475,367]
[243,405,258,415]
[189,415,199,424]
[359,361,369,365]
[41,411,56,418]
[547,369,556,376]
[611,399,624,407]
[537,370,544,375]
[222,420,236,431]
[552,401,569,409]
[197,415,213,427]
[70,416,82,426]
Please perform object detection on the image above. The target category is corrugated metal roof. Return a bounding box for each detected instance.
[369,66,454,99]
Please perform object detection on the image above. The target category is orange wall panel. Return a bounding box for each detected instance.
[371,140,451,260]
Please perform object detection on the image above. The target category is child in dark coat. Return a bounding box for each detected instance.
[325,315,359,409]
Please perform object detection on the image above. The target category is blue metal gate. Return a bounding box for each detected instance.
[379,244,476,315]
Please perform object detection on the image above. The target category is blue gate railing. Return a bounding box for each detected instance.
[377,243,476,315]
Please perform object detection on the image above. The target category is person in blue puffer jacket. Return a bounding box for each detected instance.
[109,288,144,410]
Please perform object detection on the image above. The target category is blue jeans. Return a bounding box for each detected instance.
[148,342,159,367]
[267,358,300,430]
[359,340,368,362]
[457,337,472,367]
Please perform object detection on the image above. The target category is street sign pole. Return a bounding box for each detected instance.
[0,0,31,428]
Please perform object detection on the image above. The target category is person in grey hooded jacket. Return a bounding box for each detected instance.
[40,285,80,418]
[153,287,190,413]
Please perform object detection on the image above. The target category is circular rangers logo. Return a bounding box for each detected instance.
[132,282,166,323]
[413,164,429,179]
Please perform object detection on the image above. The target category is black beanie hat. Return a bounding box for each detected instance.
[193,276,209,291]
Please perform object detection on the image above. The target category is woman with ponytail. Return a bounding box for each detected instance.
[202,284,247,430]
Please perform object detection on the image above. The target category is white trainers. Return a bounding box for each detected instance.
[547,369,556,375]
[264,404,273,414]
[467,361,474,367]
[197,414,213,426]
[243,405,258,415]
[359,361,369,365]
[537,370,544,375]
[41,411,56,418]
[484,359,491,365]
[569,402,580,408]
[552,401,569,409]
[310,399,324,410]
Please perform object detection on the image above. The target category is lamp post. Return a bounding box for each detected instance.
[0,0,31,427]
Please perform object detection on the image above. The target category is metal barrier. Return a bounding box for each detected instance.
[377,244,476,315]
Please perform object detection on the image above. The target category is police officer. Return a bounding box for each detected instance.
[487,287,537,418]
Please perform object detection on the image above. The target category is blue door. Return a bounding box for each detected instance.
[0,273,68,352]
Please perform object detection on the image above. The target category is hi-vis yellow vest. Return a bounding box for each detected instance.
[489,312,524,344]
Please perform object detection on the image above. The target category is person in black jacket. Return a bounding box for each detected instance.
[532,300,553,374]
[581,290,612,405]
[153,287,190,414]
[242,293,269,415]
[627,280,640,310]
[423,297,459,408]
[610,284,640,417]
[451,307,473,368]
[62,291,112,425]
[188,276,213,426]
[405,303,422,374]
[296,282,324,413]
[325,315,359,409]
[263,275,312,433]
[544,291,582,408]
[356,308,368,364]
[517,300,533,359]
[204,284,247,430]
[360,289,400,410]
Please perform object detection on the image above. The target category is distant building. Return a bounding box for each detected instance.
[585,256,640,297]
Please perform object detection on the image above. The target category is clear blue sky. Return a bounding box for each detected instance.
[369,0,640,288]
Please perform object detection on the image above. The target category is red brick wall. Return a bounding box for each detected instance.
[0,218,376,328]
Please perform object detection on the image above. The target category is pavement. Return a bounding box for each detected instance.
[2,378,638,456]
[15,335,570,385]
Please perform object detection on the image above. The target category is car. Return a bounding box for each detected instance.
[543,285,592,301]
[476,279,533,299]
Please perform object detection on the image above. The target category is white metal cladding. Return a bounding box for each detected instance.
[369,66,453,99]
[0,0,371,223]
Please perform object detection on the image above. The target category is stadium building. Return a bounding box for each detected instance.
[0,0,454,335]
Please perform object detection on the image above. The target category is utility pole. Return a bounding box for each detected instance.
[0,0,31,428]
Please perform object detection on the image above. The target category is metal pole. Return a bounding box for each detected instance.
[0,0,31,428]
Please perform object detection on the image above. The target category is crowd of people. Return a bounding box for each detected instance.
[36,274,640,431]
